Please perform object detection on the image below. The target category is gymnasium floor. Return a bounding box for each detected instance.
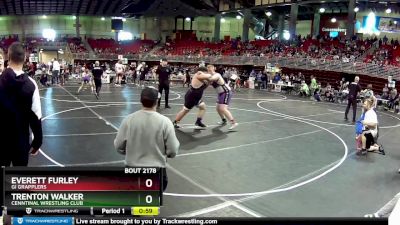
[30,83,400,217]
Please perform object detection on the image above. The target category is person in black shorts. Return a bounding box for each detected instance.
[92,61,104,99]
[173,67,213,128]
[156,59,172,108]
[345,76,361,124]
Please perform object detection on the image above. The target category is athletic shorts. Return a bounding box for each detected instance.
[217,91,232,105]
[184,89,204,110]
[83,76,90,83]
[362,130,375,149]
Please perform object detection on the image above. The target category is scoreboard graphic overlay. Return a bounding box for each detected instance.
[1,167,162,216]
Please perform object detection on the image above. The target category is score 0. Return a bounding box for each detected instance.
[140,178,155,190]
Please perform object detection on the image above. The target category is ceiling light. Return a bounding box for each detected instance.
[319,8,325,13]
[122,18,126,22]
[266,12,272,17]
[354,7,359,12]
[331,17,337,23]
[236,15,242,20]
[386,8,392,14]
[72,15,76,19]
[185,17,191,22]
[101,17,105,21]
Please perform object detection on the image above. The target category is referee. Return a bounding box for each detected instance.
[156,59,172,108]
[344,76,361,124]
[92,61,103,99]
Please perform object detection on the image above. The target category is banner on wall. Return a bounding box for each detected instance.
[378,17,400,33]
[361,15,400,34]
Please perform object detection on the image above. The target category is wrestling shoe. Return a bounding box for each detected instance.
[218,118,227,125]
[228,123,238,130]
[195,121,207,128]
[173,121,181,129]
[378,145,385,155]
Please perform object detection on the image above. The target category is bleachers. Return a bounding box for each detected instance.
[67,38,87,53]
[88,38,156,56]
[158,39,277,56]
[119,40,156,54]
[88,38,119,53]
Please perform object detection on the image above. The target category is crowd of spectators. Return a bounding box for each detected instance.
[68,37,87,53]
[364,36,400,67]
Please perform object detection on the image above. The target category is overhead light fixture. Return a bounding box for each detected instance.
[101,17,105,21]
[42,28,56,41]
[319,8,325,13]
[386,8,392,14]
[122,18,126,22]
[283,30,290,40]
[331,18,337,23]
[185,17,191,22]
[118,31,133,41]
[220,18,226,23]
[266,11,272,17]
[354,7,359,12]
[236,15,242,20]
[42,15,47,19]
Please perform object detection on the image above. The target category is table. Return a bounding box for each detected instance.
[267,83,294,93]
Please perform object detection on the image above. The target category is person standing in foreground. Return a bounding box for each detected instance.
[156,59,172,108]
[173,67,212,129]
[345,76,361,124]
[92,61,103,99]
[0,42,43,166]
[114,87,179,191]
[207,65,238,130]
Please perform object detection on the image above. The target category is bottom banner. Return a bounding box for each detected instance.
[7,217,388,225]
[11,217,73,225]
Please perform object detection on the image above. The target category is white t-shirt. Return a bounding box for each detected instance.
[115,63,124,74]
[53,61,60,71]
[364,109,378,137]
